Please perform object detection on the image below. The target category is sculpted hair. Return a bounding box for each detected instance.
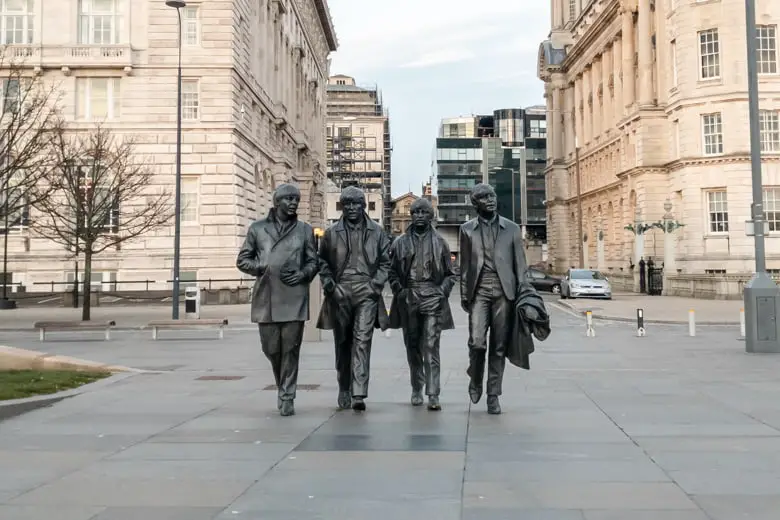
[469,183,495,205]
[410,198,433,214]
[340,186,366,205]
[273,183,301,205]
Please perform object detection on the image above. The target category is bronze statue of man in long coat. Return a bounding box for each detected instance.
[236,183,319,417]
[316,186,391,412]
[388,198,456,411]
[459,183,533,415]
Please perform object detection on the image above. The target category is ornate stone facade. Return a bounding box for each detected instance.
[1,0,337,293]
[539,0,780,285]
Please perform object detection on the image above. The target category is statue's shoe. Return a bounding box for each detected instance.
[280,400,295,417]
[337,391,351,410]
[486,395,501,415]
[411,391,424,406]
[428,396,441,411]
[352,397,366,411]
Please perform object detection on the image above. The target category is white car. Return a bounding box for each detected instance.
[561,269,612,300]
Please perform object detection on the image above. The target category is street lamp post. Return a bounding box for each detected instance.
[743,0,780,352]
[166,0,185,320]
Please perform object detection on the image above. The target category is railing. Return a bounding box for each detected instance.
[2,44,133,69]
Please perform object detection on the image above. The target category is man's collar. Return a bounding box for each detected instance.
[478,213,498,225]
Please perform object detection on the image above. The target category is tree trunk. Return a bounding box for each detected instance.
[81,248,92,321]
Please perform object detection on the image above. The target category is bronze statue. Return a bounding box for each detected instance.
[388,198,456,411]
[316,186,391,411]
[236,183,319,417]
[459,183,550,414]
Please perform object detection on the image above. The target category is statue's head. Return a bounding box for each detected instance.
[339,186,366,224]
[469,183,497,217]
[272,183,300,220]
[410,198,434,231]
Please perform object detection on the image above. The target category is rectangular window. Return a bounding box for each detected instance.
[75,77,121,120]
[181,79,199,120]
[182,5,199,46]
[702,113,723,155]
[757,25,778,75]
[78,0,120,45]
[569,0,576,20]
[764,188,780,231]
[706,190,728,233]
[1,78,20,114]
[760,110,780,153]
[671,40,678,87]
[698,28,720,80]
[529,119,546,138]
[1,0,33,44]
[180,176,199,223]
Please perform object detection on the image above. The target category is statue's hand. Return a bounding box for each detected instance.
[281,270,305,286]
[461,299,471,313]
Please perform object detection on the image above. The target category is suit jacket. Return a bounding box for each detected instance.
[316,214,391,331]
[459,215,528,304]
[387,226,456,330]
[236,210,319,323]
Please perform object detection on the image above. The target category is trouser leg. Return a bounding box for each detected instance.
[402,310,424,392]
[486,290,512,397]
[467,290,491,391]
[258,323,282,388]
[277,321,305,401]
[421,313,442,397]
[351,296,378,398]
[333,318,353,393]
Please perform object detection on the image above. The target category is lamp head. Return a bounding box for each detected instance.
[165,0,186,8]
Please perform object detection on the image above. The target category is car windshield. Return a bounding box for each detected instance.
[570,270,606,280]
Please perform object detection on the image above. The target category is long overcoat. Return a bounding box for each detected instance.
[387,226,457,330]
[236,210,319,324]
[316,215,391,331]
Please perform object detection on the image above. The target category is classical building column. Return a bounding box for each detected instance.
[583,67,592,143]
[592,58,602,138]
[638,0,654,106]
[553,86,564,159]
[565,84,575,155]
[545,85,554,161]
[621,7,635,111]
[612,37,623,124]
[574,77,582,145]
[602,46,612,132]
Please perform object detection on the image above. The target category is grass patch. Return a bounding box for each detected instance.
[0,370,111,401]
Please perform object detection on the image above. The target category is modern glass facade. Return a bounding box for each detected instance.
[435,137,482,224]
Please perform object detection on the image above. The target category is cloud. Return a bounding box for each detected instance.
[399,49,475,68]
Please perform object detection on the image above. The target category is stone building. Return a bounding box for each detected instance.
[390,192,419,235]
[538,0,780,297]
[1,0,337,295]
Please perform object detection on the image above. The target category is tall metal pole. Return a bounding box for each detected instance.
[745,0,765,273]
[575,141,584,268]
[168,1,185,320]
[2,181,8,301]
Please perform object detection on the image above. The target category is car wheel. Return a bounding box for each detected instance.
[551,285,561,295]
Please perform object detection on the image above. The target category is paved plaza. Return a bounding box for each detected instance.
[0,297,778,519]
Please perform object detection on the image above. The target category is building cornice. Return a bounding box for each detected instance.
[667,154,780,172]
[563,0,620,73]
[563,178,624,204]
[314,0,338,51]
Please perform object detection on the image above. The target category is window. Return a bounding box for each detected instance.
[760,110,780,153]
[764,188,780,231]
[0,174,29,235]
[1,78,20,114]
[702,113,723,155]
[569,0,576,20]
[436,148,482,161]
[181,176,199,223]
[75,77,121,120]
[706,190,728,233]
[1,0,33,44]
[673,119,680,158]
[78,0,120,45]
[182,79,199,120]
[671,40,678,87]
[182,5,199,45]
[698,29,720,80]
[368,201,376,211]
[529,119,546,138]
[757,25,778,75]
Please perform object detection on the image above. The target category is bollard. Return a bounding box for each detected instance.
[385,308,391,338]
[688,309,696,337]
[740,308,746,338]
[636,308,646,337]
[585,311,595,337]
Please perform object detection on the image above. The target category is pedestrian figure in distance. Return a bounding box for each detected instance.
[316,186,392,412]
[236,183,319,417]
[459,183,545,414]
[388,198,456,411]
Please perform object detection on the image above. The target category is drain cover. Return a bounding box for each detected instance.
[263,384,320,391]
[196,375,246,381]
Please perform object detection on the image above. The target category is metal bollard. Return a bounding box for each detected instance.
[740,308,746,338]
[385,308,391,338]
[636,308,646,337]
[688,309,696,337]
[585,310,595,337]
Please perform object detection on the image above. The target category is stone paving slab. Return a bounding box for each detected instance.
[1,300,780,518]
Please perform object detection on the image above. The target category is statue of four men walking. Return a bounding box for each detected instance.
[237,183,550,417]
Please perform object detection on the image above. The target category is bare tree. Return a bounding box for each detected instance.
[0,49,65,222]
[32,125,174,320]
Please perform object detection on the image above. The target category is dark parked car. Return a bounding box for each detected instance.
[527,268,562,294]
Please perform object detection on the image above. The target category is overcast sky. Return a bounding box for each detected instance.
[326,0,551,197]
